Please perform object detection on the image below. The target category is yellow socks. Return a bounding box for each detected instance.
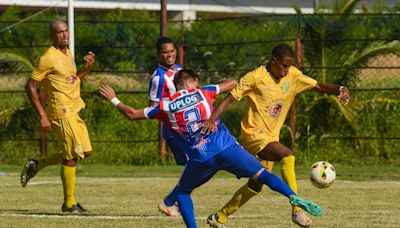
[217,183,259,223]
[264,160,274,172]
[281,155,301,214]
[36,153,62,171]
[61,165,77,208]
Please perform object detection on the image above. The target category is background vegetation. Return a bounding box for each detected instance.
[0,1,399,165]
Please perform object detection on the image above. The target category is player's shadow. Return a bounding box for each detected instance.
[0,209,31,213]
[0,209,93,217]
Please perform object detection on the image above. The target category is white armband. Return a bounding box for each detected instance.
[110,97,121,106]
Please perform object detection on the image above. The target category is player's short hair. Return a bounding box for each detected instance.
[174,69,200,89]
[49,19,67,35]
[156,37,174,53]
[272,44,295,60]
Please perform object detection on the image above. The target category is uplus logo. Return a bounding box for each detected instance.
[169,91,203,112]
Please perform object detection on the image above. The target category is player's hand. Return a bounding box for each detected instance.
[338,86,350,105]
[40,115,52,134]
[83,51,95,72]
[99,85,116,101]
[201,119,218,135]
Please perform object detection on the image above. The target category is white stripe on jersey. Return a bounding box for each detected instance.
[165,75,176,97]
[167,111,179,130]
[149,75,160,102]
[203,97,212,118]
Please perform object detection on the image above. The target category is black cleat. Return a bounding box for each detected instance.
[20,159,38,187]
[62,203,88,213]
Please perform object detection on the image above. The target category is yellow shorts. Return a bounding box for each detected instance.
[51,113,92,160]
[239,137,275,171]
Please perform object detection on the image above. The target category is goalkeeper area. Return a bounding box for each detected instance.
[0,164,399,227]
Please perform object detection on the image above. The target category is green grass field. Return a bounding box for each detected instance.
[0,164,399,228]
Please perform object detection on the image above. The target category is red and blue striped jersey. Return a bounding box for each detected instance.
[144,85,237,162]
[148,64,182,102]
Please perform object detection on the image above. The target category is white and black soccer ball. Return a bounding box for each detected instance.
[309,161,336,189]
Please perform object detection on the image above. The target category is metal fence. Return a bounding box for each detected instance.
[0,13,399,164]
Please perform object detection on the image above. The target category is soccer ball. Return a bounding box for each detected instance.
[309,161,336,188]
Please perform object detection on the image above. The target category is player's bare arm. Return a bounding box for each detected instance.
[38,86,48,158]
[201,93,236,135]
[200,78,238,134]
[76,51,96,79]
[217,78,238,93]
[313,82,350,105]
[99,85,147,120]
[25,78,52,134]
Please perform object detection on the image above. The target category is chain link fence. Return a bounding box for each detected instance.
[0,12,399,164]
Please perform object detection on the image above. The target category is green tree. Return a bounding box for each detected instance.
[294,0,400,161]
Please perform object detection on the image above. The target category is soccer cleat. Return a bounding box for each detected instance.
[207,213,225,228]
[158,202,179,217]
[292,211,313,227]
[20,159,38,187]
[289,195,323,217]
[62,203,88,213]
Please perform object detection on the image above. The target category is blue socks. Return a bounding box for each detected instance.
[178,192,197,228]
[164,185,197,228]
[257,170,295,198]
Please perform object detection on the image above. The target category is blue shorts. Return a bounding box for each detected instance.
[163,125,188,166]
[178,142,264,193]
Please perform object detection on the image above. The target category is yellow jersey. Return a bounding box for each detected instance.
[230,65,317,143]
[31,46,84,119]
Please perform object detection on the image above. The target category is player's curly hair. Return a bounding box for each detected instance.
[272,44,295,60]
[156,37,174,53]
[174,69,200,89]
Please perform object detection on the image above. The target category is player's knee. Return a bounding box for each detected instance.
[282,151,293,158]
[247,179,263,193]
[62,159,77,167]
[83,151,92,158]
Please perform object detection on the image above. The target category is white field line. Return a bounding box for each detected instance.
[0,213,263,220]
[1,177,400,187]
[0,177,180,187]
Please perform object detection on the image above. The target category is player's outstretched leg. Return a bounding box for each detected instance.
[257,169,322,216]
[289,195,322,217]
[20,159,38,187]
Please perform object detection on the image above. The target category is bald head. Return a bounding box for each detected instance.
[49,20,67,35]
[49,20,69,49]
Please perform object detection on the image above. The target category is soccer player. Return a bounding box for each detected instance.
[201,44,350,227]
[148,36,187,166]
[21,19,96,212]
[149,37,194,216]
[99,69,323,228]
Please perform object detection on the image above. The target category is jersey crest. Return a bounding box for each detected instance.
[269,102,282,118]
